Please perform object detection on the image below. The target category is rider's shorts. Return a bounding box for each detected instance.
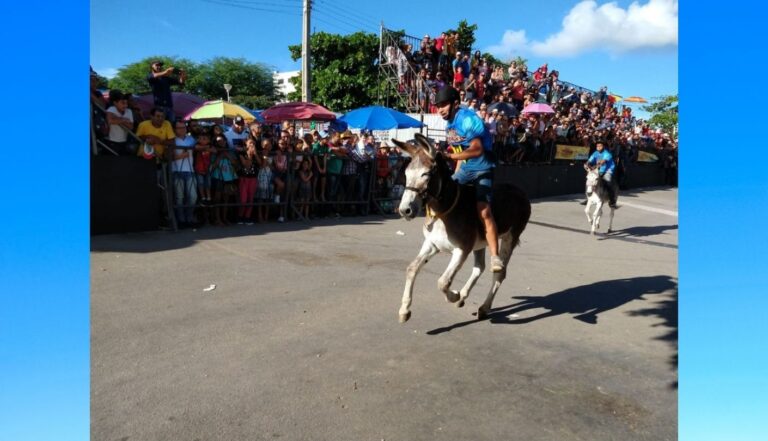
[452,168,493,204]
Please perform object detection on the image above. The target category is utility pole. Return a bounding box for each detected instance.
[301,0,311,102]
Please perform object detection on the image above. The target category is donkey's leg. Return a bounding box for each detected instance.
[437,248,470,304]
[456,249,486,308]
[591,201,602,235]
[607,205,615,233]
[478,233,514,319]
[584,198,593,225]
[400,240,438,323]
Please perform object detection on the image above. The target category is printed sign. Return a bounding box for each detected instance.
[555,144,590,160]
[637,150,659,162]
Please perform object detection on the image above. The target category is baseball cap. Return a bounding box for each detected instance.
[234,115,245,126]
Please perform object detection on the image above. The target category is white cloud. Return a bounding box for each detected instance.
[154,17,178,31]
[485,0,677,59]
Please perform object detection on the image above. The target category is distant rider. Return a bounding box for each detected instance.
[586,141,618,208]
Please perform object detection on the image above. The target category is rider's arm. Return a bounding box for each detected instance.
[447,137,483,161]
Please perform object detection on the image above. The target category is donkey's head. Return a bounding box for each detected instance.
[584,165,600,196]
[391,133,440,220]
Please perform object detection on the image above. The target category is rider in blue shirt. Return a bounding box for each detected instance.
[435,86,503,272]
[586,141,618,207]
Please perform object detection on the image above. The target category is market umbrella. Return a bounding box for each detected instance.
[624,96,648,103]
[521,102,555,114]
[338,105,424,130]
[243,108,266,123]
[261,101,336,123]
[487,102,519,117]
[183,100,257,121]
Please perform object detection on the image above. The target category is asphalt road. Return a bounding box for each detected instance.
[91,187,678,441]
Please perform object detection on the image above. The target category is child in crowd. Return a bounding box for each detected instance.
[237,138,259,225]
[256,148,274,223]
[453,65,464,90]
[194,129,213,205]
[210,135,238,226]
[297,158,313,219]
[312,132,328,202]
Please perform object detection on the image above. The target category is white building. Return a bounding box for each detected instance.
[273,70,300,102]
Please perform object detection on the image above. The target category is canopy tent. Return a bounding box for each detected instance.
[261,102,336,124]
[338,105,424,130]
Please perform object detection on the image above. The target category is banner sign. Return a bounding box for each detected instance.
[555,144,590,160]
[637,150,659,163]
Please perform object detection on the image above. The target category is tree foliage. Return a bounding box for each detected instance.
[444,20,478,54]
[642,94,678,136]
[107,56,279,108]
[288,31,396,111]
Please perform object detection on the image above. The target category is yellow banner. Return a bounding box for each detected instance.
[637,150,659,162]
[555,144,590,160]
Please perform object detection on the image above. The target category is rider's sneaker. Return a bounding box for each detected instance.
[490,255,504,273]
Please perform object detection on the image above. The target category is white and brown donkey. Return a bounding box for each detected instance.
[392,134,531,322]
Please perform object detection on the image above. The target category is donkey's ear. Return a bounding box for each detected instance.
[391,138,416,157]
[414,133,436,158]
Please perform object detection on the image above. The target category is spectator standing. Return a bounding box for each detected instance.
[136,108,175,163]
[225,115,249,153]
[210,135,238,226]
[146,60,186,123]
[171,121,197,228]
[256,147,274,223]
[194,128,214,207]
[105,91,134,155]
[350,134,376,215]
[237,138,259,225]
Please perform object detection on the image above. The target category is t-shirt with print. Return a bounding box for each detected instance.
[446,108,494,173]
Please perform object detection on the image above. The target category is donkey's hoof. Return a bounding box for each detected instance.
[456,299,465,308]
[399,311,411,323]
[607,228,612,234]
[445,291,460,303]
[477,307,488,320]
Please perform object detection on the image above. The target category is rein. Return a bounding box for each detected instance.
[405,166,461,219]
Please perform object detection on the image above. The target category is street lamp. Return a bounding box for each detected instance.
[223,83,232,102]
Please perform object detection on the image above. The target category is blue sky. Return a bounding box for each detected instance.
[91,0,678,111]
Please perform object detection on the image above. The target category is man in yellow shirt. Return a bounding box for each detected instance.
[136,107,175,162]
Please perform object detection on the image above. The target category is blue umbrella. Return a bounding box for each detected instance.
[339,106,424,130]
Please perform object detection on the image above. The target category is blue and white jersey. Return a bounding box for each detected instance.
[446,107,494,173]
[587,149,615,175]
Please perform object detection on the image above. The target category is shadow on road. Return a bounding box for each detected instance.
[427,275,677,335]
[612,224,678,237]
[627,287,678,388]
[90,216,389,253]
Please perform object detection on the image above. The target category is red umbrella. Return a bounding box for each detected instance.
[261,101,336,123]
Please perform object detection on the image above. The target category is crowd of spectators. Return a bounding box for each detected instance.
[385,32,678,180]
[91,47,678,229]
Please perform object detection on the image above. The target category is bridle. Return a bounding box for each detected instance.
[404,164,461,218]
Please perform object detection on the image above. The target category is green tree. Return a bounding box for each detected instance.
[482,52,507,69]
[642,94,678,136]
[510,56,528,71]
[187,57,277,105]
[288,31,396,111]
[444,20,478,54]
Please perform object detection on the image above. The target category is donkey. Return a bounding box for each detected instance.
[584,165,617,235]
[392,134,531,322]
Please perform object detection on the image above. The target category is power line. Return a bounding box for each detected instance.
[312,8,375,34]
[312,0,380,29]
[201,0,301,16]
